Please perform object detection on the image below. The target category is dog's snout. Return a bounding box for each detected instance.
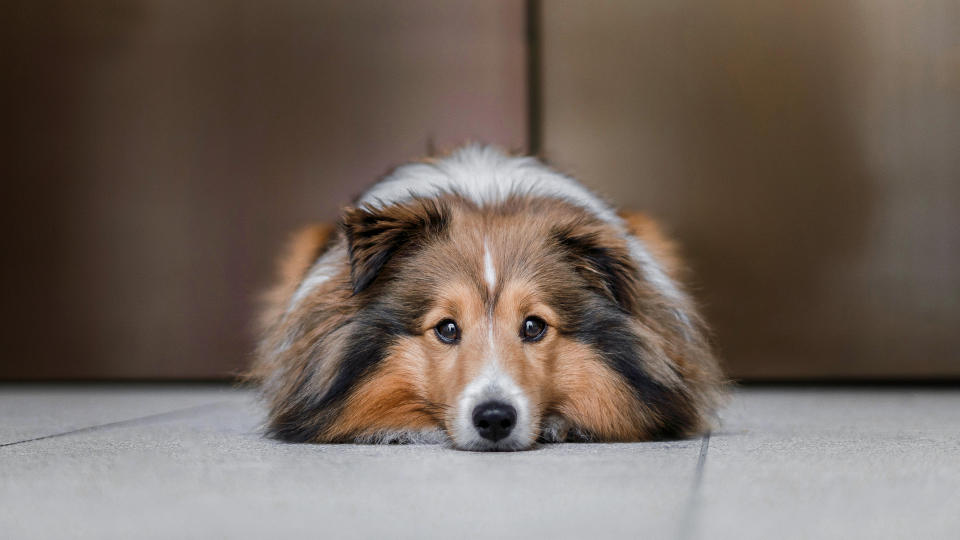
[472,401,517,442]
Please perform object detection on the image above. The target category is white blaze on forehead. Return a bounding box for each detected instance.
[483,240,496,293]
[487,321,497,361]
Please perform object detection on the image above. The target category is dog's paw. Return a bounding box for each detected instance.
[538,414,570,443]
[354,428,448,445]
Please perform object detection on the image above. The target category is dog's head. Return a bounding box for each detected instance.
[257,194,720,450]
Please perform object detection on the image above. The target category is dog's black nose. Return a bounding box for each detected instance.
[472,401,517,442]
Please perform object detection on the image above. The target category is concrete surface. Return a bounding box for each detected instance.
[1,385,958,539]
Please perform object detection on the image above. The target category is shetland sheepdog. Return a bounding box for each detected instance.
[248,145,723,450]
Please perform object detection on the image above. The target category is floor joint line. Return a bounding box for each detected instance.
[0,401,233,448]
[677,431,711,540]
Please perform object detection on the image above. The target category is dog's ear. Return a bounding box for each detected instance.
[552,219,641,313]
[341,199,450,294]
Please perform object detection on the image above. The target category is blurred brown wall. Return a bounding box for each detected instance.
[2,0,527,378]
[541,1,960,378]
[3,1,959,380]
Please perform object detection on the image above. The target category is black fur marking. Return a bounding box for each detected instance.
[556,291,697,439]
[552,225,639,313]
[267,302,411,443]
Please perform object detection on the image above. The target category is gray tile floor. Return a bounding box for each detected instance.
[1,384,958,539]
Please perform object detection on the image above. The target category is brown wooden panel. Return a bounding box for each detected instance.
[1,0,526,379]
[542,1,960,378]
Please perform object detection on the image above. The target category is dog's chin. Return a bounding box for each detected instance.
[448,422,538,452]
[450,433,535,452]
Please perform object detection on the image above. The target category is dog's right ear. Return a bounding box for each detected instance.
[551,218,642,314]
[341,199,450,294]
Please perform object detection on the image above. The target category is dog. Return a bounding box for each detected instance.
[248,145,723,450]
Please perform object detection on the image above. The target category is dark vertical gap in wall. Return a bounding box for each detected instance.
[525,0,543,156]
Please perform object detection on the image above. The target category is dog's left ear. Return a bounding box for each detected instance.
[341,199,450,294]
[552,219,641,313]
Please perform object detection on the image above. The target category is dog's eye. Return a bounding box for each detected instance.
[434,319,461,344]
[521,316,547,342]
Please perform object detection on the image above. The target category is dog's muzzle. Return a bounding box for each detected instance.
[452,365,532,450]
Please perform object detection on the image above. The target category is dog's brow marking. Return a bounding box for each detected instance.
[483,240,496,293]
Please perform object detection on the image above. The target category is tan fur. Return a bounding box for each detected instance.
[551,341,646,440]
[619,211,683,278]
[326,341,437,441]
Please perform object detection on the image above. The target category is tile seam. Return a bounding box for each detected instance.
[0,401,234,448]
